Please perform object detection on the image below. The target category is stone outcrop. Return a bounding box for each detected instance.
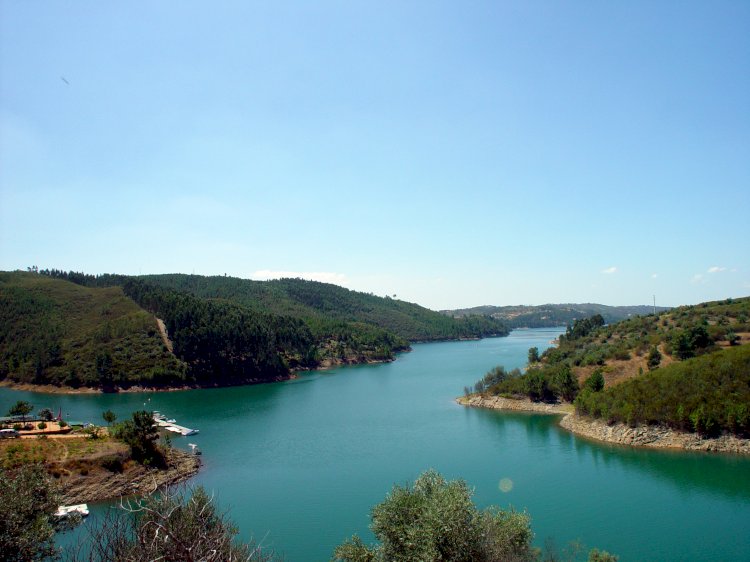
[59,448,201,505]
[458,394,750,455]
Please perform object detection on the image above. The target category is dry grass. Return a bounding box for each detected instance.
[574,336,749,389]
[0,435,127,469]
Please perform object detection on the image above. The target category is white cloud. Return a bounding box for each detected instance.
[251,270,349,286]
[601,266,617,274]
[707,266,727,274]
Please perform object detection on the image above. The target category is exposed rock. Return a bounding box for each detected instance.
[59,448,201,504]
[458,394,750,455]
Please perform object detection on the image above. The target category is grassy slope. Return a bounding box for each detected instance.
[550,297,750,387]
[0,272,187,388]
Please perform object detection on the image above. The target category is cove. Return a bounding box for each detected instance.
[2,328,749,561]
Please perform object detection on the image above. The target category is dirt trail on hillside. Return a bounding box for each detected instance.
[156,317,173,353]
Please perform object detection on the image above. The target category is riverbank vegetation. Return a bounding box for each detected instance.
[467,298,750,438]
[0,270,509,390]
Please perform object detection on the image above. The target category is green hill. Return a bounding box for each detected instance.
[472,297,750,436]
[444,303,670,328]
[1,270,509,390]
[0,272,187,388]
[136,274,509,342]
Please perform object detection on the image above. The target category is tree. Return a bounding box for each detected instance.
[584,369,605,392]
[525,369,552,402]
[102,410,117,426]
[7,401,33,423]
[528,347,540,364]
[552,365,579,402]
[66,485,276,562]
[727,330,739,346]
[38,408,54,422]
[95,350,113,384]
[0,464,62,561]
[113,410,162,466]
[647,346,661,370]
[333,469,535,562]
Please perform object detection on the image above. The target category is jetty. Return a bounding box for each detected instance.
[152,412,199,436]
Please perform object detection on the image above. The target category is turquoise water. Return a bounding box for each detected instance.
[2,328,749,561]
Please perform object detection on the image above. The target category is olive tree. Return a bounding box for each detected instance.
[333,469,535,562]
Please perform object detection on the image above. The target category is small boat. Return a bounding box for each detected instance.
[188,443,202,455]
[55,504,89,518]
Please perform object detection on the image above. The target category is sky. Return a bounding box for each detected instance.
[1,1,748,310]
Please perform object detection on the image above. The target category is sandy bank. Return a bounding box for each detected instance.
[457,395,750,455]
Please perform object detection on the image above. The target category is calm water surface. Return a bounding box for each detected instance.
[2,328,749,561]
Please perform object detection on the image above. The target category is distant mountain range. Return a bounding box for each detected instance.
[442,303,670,328]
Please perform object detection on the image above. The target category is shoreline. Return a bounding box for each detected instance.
[457,394,750,455]
[0,376,291,395]
[0,353,408,395]
[59,447,201,505]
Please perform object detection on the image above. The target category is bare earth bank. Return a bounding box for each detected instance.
[60,448,201,505]
[457,395,750,455]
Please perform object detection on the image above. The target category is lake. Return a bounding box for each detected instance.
[2,328,749,561]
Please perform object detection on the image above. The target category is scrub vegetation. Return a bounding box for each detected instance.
[470,297,750,437]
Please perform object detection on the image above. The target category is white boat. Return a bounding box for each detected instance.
[55,504,89,518]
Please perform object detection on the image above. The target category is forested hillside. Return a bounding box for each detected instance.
[469,297,750,436]
[445,303,669,328]
[137,274,509,342]
[0,272,187,388]
[1,270,510,390]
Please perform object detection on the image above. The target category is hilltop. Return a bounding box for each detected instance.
[0,270,508,391]
[443,303,669,328]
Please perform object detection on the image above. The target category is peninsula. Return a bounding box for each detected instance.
[459,297,750,454]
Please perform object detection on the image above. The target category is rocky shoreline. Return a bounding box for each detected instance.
[457,395,750,455]
[59,448,201,505]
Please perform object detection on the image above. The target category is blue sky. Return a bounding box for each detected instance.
[1,1,748,310]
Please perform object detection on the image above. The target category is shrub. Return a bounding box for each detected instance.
[584,369,605,393]
[333,470,535,562]
[67,485,276,561]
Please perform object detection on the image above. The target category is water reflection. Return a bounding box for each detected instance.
[470,406,750,502]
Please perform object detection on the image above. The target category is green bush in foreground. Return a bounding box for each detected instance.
[333,469,535,562]
[333,469,617,562]
[0,464,66,561]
